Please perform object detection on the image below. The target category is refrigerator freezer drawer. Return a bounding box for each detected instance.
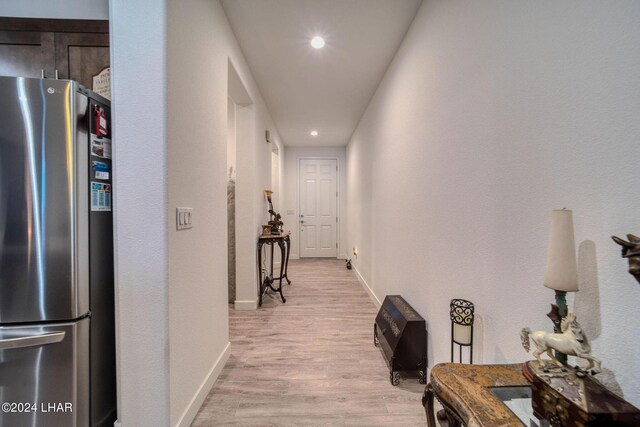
[0,318,89,427]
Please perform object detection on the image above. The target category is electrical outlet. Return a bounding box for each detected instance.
[176,207,193,230]
[353,247,358,256]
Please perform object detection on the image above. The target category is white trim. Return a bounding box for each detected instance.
[174,342,231,427]
[297,156,340,258]
[234,299,258,310]
[352,264,381,308]
[290,254,300,260]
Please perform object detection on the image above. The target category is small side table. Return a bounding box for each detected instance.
[256,231,291,306]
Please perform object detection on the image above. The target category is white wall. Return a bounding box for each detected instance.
[283,147,347,259]
[0,0,108,19]
[271,150,280,211]
[166,0,282,424]
[110,0,169,426]
[166,1,229,425]
[346,0,640,405]
[111,0,282,425]
[234,105,257,308]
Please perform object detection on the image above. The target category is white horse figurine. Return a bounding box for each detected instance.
[521,313,602,375]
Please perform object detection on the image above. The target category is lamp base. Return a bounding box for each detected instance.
[546,290,568,365]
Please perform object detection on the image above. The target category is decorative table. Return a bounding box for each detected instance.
[256,232,291,306]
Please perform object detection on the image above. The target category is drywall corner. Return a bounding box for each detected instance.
[174,343,231,427]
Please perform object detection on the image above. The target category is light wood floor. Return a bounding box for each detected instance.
[192,258,428,426]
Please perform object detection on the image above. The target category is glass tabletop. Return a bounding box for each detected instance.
[488,386,550,427]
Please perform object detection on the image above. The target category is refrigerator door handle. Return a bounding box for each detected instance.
[0,331,65,350]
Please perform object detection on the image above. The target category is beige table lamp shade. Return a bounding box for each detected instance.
[544,209,578,292]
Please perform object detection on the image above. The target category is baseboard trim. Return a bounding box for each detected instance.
[234,299,258,310]
[290,254,300,260]
[352,264,381,308]
[174,342,231,427]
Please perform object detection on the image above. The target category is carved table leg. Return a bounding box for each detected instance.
[283,235,291,284]
[424,382,464,427]
[257,240,263,307]
[445,412,462,427]
[276,239,287,303]
[422,383,437,427]
[270,241,274,280]
[436,409,462,427]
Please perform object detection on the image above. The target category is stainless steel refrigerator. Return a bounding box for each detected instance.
[0,76,117,427]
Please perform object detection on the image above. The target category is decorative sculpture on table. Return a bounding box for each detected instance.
[522,209,604,377]
[521,312,602,375]
[612,234,640,284]
[264,190,283,235]
[543,209,580,365]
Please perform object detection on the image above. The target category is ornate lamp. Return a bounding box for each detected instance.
[544,209,579,365]
[450,299,475,364]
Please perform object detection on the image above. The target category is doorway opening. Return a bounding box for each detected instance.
[227,59,256,309]
[227,96,237,303]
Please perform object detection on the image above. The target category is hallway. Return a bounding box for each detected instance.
[192,259,427,426]
[2,2,640,426]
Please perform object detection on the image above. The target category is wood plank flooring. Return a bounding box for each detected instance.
[192,258,428,426]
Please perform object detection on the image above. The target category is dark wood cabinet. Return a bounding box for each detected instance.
[374,295,427,385]
[0,18,109,89]
[55,32,109,86]
[0,30,55,78]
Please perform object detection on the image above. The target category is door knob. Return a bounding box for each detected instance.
[300,220,305,224]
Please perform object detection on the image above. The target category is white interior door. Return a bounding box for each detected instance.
[299,159,337,257]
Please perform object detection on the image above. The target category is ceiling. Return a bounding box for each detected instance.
[221,0,423,147]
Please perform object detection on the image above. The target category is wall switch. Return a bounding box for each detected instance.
[176,207,193,230]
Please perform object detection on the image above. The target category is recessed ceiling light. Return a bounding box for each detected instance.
[310,130,318,136]
[310,36,325,49]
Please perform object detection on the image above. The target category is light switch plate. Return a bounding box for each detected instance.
[176,207,193,230]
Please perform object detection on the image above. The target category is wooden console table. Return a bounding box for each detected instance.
[422,363,529,427]
[256,232,291,306]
